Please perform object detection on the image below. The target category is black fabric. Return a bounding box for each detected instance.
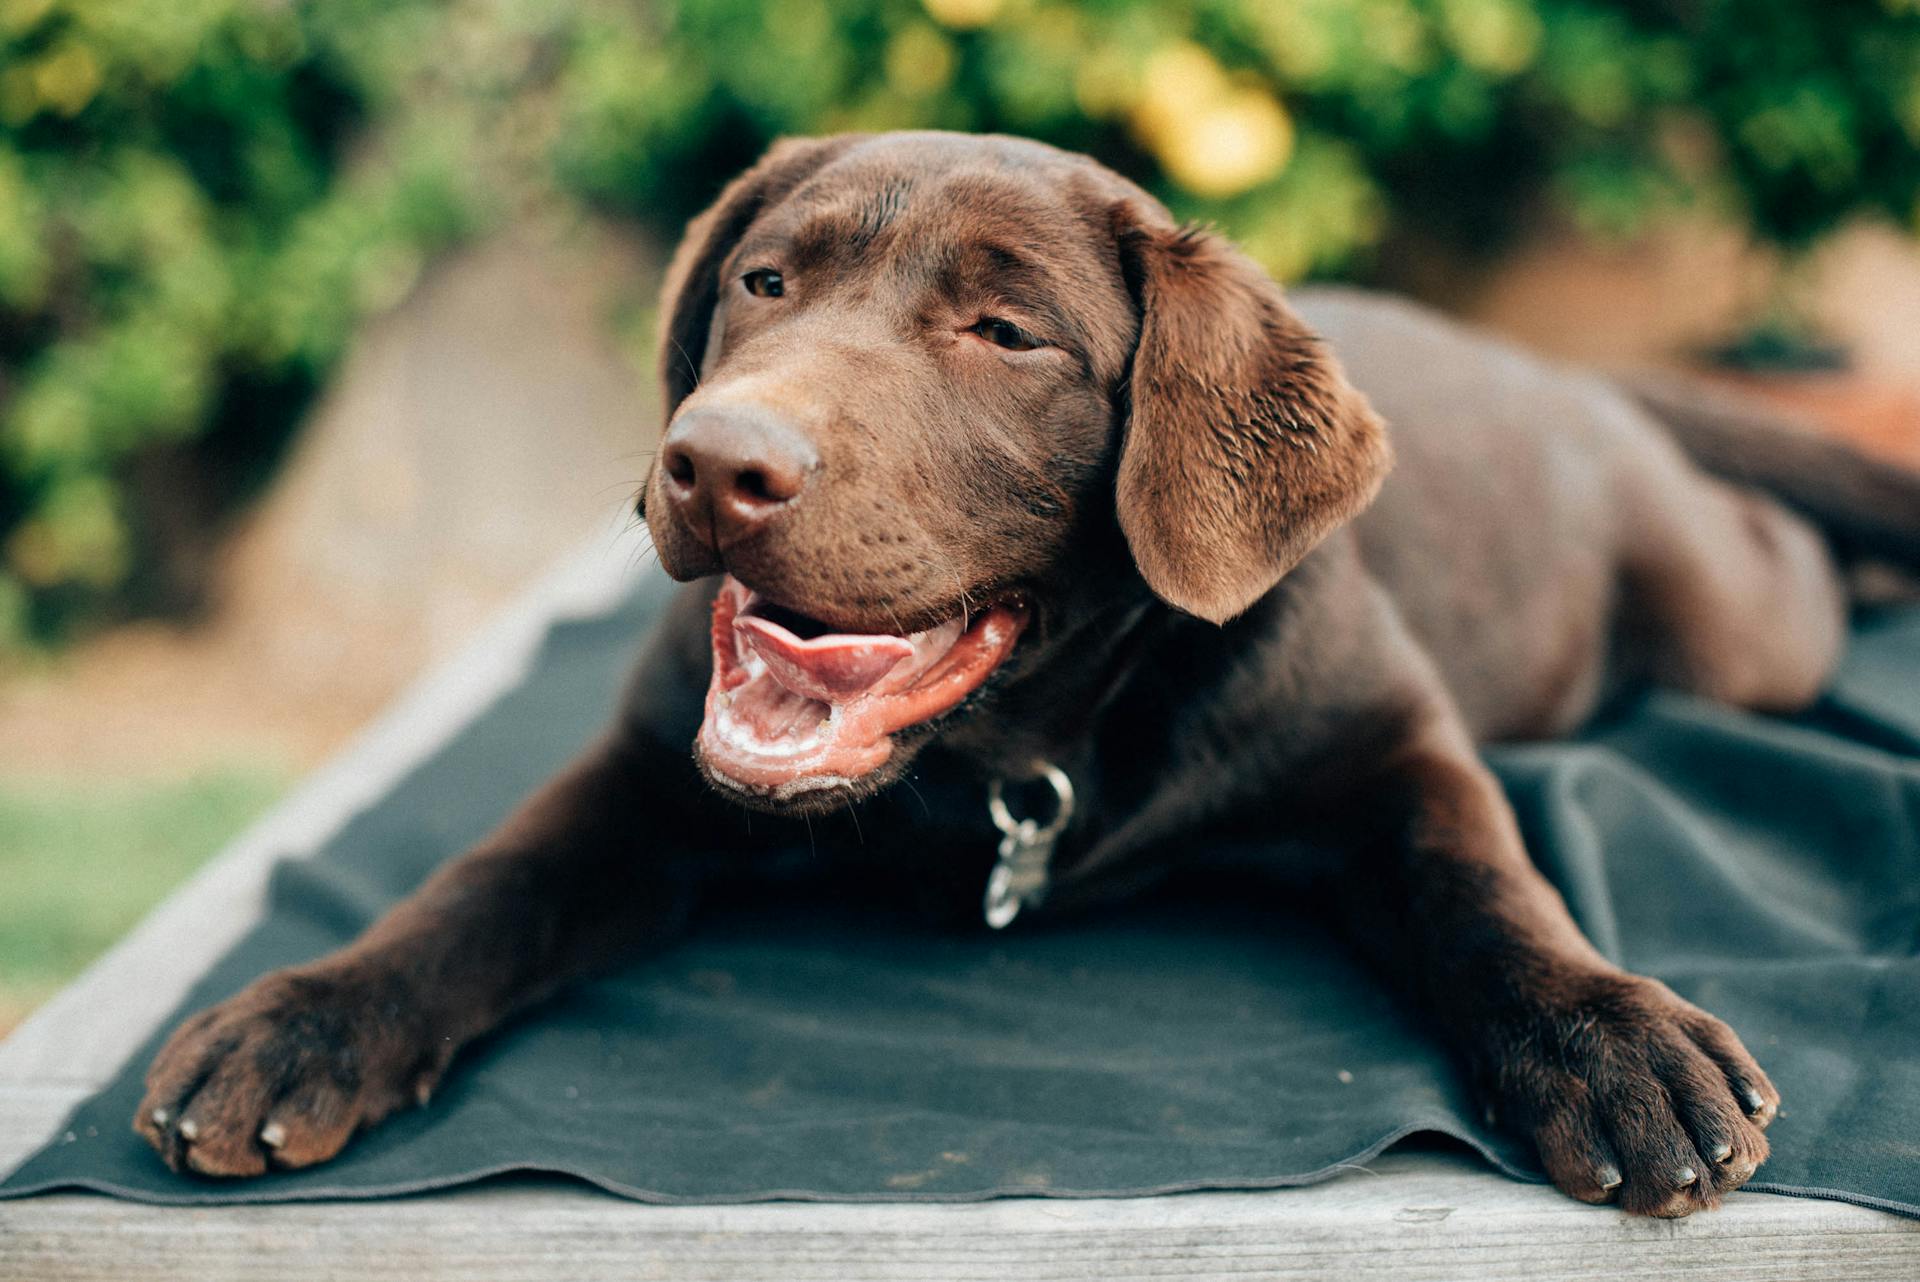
[4,573,1917,1214]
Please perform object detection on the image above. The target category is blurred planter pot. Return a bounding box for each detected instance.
[1694,333,1920,472]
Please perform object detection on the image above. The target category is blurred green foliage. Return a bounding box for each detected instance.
[0,0,499,648]
[3,0,1917,648]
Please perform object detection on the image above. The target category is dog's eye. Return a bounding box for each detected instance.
[971,317,1042,351]
[742,269,784,298]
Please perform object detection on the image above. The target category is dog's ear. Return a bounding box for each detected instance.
[1114,216,1391,623]
[658,135,862,416]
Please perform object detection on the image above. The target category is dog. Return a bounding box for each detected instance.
[135,132,1920,1216]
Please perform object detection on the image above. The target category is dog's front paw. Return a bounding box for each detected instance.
[1479,970,1779,1217]
[134,965,452,1177]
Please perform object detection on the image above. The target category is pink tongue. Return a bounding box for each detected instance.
[734,616,914,702]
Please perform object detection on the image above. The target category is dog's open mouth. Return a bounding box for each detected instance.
[699,576,1028,802]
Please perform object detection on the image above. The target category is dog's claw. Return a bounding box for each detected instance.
[149,1107,170,1128]
[1710,1142,1733,1163]
[1598,1166,1623,1191]
[1675,1165,1698,1187]
[259,1121,287,1149]
[176,1117,199,1141]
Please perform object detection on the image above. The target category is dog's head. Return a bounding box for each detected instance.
[641,132,1389,812]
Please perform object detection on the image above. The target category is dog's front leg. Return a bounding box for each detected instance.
[1330,729,1780,1216]
[133,729,705,1177]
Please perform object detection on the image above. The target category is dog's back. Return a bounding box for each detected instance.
[1296,288,1920,742]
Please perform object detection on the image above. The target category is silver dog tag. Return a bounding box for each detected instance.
[983,761,1074,929]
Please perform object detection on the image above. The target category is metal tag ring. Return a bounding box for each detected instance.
[987,760,1074,842]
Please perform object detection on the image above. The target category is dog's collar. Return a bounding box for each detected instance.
[983,760,1074,929]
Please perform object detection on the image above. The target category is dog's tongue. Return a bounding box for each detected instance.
[734,615,914,702]
[702,579,1031,800]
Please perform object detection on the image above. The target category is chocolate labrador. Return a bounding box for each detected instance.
[135,132,1920,1216]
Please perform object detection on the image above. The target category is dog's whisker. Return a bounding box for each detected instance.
[667,335,704,394]
[902,777,932,821]
[589,477,650,502]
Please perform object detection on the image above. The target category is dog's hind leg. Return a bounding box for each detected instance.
[1618,467,1847,714]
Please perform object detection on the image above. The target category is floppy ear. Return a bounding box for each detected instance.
[657,135,864,417]
[1115,217,1392,623]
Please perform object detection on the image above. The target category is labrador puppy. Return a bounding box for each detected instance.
[136,132,1920,1215]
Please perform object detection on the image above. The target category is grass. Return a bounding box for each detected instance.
[0,767,289,1035]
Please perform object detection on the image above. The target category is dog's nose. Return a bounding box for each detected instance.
[659,405,818,547]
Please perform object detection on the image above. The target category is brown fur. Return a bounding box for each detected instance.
[136,133,1920,1214]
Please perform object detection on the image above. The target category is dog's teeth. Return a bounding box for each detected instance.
[259,1122,287,1149]
[177,1118,200,1141]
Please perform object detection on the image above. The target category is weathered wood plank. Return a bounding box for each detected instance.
[1,1146,1914,1282]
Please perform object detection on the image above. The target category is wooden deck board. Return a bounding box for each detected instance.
[4,520,1915,1279]
[2,1118,1913,1282]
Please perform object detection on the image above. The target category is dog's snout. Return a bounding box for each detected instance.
[660,405,818,547]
